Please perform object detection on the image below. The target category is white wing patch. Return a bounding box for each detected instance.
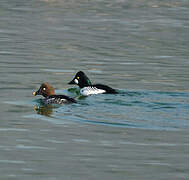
[45,97,67,104]
[80,87,106,96]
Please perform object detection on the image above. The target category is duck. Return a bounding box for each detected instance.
[68,71,118,96]
[33,82,77,105]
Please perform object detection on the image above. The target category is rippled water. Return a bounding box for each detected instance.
[0,0,189,179]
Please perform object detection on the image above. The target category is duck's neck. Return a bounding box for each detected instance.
[79,78,92,88]
[45,91,56,97]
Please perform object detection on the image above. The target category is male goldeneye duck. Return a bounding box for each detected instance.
[68,71,117,96]
[33,82,77,105]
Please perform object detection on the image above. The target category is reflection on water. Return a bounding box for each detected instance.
[34,105,54,117]
[30,89,189,131]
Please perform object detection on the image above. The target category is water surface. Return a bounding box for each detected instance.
[0,0,189,179]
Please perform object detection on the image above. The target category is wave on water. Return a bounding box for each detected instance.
[19,89,188,131]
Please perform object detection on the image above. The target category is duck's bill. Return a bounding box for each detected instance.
[68,79,75,85]
[32,90,40,96]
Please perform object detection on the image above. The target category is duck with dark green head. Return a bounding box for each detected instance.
[68,71,118,96]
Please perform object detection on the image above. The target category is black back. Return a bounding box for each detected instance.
[94,84,118,94]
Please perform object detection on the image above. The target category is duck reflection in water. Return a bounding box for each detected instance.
[33,105,54,117]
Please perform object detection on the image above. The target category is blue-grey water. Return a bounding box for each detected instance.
[0,0,189,179]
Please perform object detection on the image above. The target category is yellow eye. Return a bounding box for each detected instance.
[77,77,80,79]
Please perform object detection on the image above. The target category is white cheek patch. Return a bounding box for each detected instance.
[74,79,79,84]
[80,87,105,96]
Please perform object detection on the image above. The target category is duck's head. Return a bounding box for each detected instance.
[68,71,92,88]
[33,82,55,98]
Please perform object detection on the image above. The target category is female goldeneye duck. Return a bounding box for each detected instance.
[33,82,77,105]
[68,71,118,96]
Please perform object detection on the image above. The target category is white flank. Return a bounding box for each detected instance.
[80,87,105,96]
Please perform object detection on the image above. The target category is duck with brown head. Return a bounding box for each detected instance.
[33,82,77,105]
